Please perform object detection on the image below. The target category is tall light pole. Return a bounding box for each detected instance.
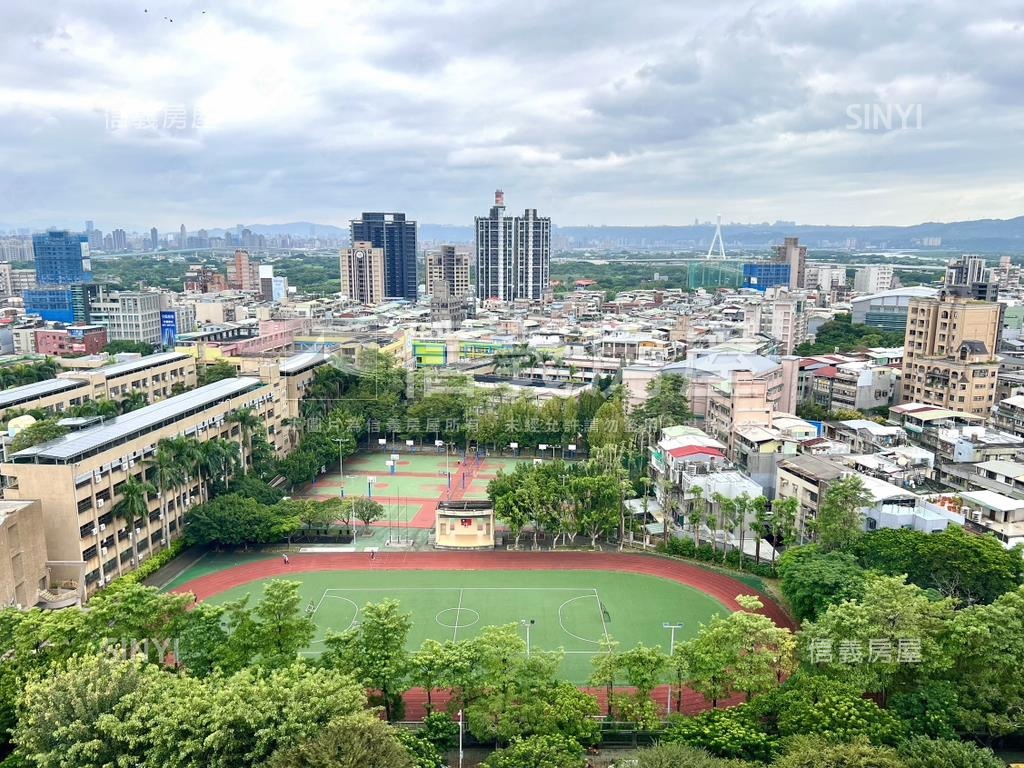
[521,618,535,656]
[333,437,346,482]
[663,622,684,715]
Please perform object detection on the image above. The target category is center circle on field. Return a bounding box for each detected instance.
[435,607,480,629]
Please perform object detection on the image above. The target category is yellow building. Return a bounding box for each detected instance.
[435,501,495,549]
[340,241,386,305]
[901,293,1001,417]
[0,353,198,422]
[1,377,284,594]
[0,499,51,608]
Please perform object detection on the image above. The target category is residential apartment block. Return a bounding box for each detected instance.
[901,292,1001,416]
[340,241,386,305]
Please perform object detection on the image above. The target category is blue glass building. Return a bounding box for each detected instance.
[742,263,790,292]
[23,231,92,322]
[350,213,417,301]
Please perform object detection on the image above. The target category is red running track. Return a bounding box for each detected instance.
[173,550,793,718]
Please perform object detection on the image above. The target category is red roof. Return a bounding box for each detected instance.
[813,366,839,378]
[667,446,725,459]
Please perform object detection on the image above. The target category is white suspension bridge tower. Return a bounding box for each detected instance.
[706,214,726,259]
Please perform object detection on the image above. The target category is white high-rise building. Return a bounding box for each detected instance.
[853,265,894,294]
[475,190,551,302]
[804,264,847,290]
[767,287,808,355]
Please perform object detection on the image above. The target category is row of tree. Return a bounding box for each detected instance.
[7,572,1015,767]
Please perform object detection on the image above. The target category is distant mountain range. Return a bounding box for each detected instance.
[226,215,1024,252]
[7,215,1024,252]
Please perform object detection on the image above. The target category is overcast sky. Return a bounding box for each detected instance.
[1,0,1023,231]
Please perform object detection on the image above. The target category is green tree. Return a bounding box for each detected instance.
[815,475,872,551]
[144,444,183,547]
[662,707,777,763]
[9,419,69,453]
[752,495,771,564]
[245,580,316,668]
[771,496,800,558]
[778,546,868,622]
[633,374,693,429]
[185,494,301,549]
[409,640,450,713]
[13,655,157,768]
[678,596,796,707]
[113,476,157,568]
[349,497,386,533]
[948,585,1024,738]
[228,475,285,505]
[266,713,414,768]
[618,643,666,726]
[801,574,955,704]
[278,450,321,491]
[104,340,155,355]
[489,466,533,549]
[228,407,262,474]
[119,390,149,413]
[587,393,629,451]
[481,734,586,768]
[588,635,620,719]
[0,609,95,745]
[323,599,412,721]
[759,675,908,746]
[135,663,367,768]
[856,526,1024,605]
[197,359,237,386]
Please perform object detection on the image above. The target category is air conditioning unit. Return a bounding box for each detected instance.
[135,528,142,535]
[97,499,105,508]
[130,559,136,565]
[187,497,194,504]
[128,460,135,467]
[100,547,108,555]
[99,524,106,531]
[158,513,164,519]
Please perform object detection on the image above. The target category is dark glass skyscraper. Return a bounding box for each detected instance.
[24,230,92,323]
[349,213,417,301]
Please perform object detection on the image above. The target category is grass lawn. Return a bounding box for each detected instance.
[201,568,728,681]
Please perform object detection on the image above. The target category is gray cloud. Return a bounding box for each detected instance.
[0,0,1022,231]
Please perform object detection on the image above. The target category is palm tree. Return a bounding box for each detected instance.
[688,484,705,547]
[165,437,202,539]
[114,476,156,568]
[198,438,238,501]
[227,408,261,475]
[145,446,184,548]
[711,492,733,558]
[752,495,770,565]
[119,391,148,414]
[732,493,752,569]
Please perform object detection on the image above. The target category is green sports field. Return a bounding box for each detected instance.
[295,450,565,525]
[202,568,728,681]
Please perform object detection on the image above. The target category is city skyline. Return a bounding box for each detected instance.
[2,1,1023,230]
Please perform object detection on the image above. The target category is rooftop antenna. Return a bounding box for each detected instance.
[706,214,726,259]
